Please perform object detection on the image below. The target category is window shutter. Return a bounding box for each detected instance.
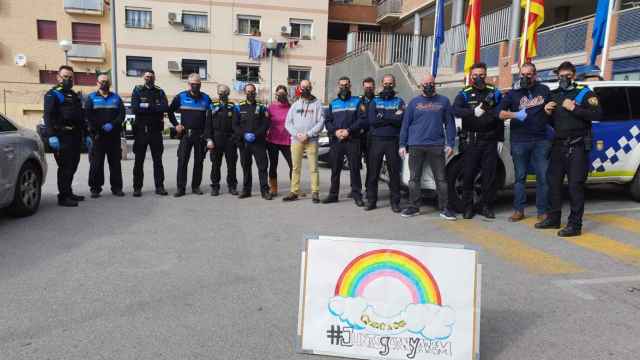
[37,20,57,40]
[72,23,101,44]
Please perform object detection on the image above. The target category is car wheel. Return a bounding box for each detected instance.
[8,162,42,217]
[630,167,640,202]
[446,158,482,213]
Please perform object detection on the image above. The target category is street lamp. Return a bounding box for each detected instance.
[266,38,277,103]
[59,40,72,65]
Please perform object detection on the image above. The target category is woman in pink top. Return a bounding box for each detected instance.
[266,85,293,196]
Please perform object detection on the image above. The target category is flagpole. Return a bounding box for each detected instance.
[600,0,615,78]
[431,0,440,76]
[520,0,531,66]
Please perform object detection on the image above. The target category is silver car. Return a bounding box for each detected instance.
[0,114,47,216]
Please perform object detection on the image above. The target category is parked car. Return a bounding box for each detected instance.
[0,113,47,216]
[391,81,640,211]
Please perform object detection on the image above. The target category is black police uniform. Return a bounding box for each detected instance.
[43,85,86,203]
[547,84,602,231]
[85,91,125,195]
[452,84,503,214]
[324,95,365,201]
[360,95,375,179]
[365,93,405,209]
[168,91,212,193]
[233,100,271,196]
[205,100,239,193]
[130,84,169,192]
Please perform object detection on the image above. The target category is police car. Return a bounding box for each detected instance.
[395,81,640,210]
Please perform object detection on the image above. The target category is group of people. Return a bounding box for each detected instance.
[43,59,600,237]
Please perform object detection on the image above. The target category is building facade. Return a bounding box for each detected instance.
[0,0,112,128]
[116,0,329,104]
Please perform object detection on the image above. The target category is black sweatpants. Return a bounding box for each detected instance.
[210,134,238,190]
[133,128,165,190]
[266,142,292,180]
[53,133,81,201]
[462,140,498,210]
[366,137,401,206]
[547,140,589,228]
[328,138,362,199]
[240,141,269,194]
[89,136,123,193]
[176,129,206,191]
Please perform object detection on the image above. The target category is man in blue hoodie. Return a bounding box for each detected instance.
[399,74,457,220]
[499,62,552,222]
[323,76,366,207]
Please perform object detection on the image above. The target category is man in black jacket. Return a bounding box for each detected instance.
[131,70,169,197]
[453,62,503,219]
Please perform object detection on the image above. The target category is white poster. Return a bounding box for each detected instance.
[298,236,479,360]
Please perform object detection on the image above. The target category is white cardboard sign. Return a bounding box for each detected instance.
[298,236,480,360]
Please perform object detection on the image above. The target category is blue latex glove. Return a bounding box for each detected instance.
[102,123,113,133]
[244,132,256,143]
[514,109,528,122]
[85,136,93,150]
[48,136,60,151]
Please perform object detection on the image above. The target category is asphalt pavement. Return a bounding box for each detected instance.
[1,140,640,360]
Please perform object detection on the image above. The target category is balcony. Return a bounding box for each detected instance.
[67,42,106,63]
[377,0,402,24]
[64,0,104,16]
[329,1,377,24]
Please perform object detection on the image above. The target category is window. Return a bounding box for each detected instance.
[628,87,640,119]
[72,22,100,44]
[237,15,261,35]
[0,115,18,132]
[236,63,260,83]
[39,70,96,86]
[593,87,631,121]
[37,20,57,40]
[125,8,152,29]
[328,22,349,41]
[182,59,207,79]
[183,12,208,32]
[126,56,152,77]
[290,19,313,40]
[288,67,310,85]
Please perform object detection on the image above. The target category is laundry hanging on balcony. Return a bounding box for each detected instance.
[247,39,301,60]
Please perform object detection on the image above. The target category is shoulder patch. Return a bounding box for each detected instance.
[486,84,495,89]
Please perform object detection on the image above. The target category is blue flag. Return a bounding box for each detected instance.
[431,0,445,76]
[590,0,612,66]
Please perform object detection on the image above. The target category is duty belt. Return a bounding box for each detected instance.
[464,130,494,144]
[556,136,585,157]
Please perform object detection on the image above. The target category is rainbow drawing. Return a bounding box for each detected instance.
[334,249,442,305]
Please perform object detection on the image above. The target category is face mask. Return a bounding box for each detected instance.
[519,75,534,89]
[190,84,201,94]
[301,88,311,98]
[381,86,395,99]
[338,88,351,99]
[144,79,155,87]
[99,82,110,92]
[61,78,73,91]
[422,84,435,97]
[472,76,486,89]
[277,94,288,103]
[558,76,574,91]
[218,94,229,102]
[364,89,375,99]
[246,92,256,102]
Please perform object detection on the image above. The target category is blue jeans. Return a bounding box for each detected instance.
[511,140,551,215]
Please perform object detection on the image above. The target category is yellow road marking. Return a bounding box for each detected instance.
[523,217,640,267]
[587,214,640,236]
[441,221,584,275]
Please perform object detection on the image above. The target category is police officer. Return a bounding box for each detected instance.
[43,65,92,207]
[359,77,376,198]
[168,73,212,197]
[85,74,125,198]
[233,83,272,200]
[536,61,602,237]
[364,74,404,213]
[205,84,239,196]
[453,62,503,219]
[131,69,169,197]
[323,76,366,207]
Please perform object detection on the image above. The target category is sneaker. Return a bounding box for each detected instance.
[155,187,168,196]
[535,218,561,229]
[283,193,299,202]
[401,207,420,218]
[112,190,125,197]
[558,225,581,237]
[479,206,495,219]
[312,192,320,204]
[354,198,365,207]
[133,189,142,197]
[440,209,457,221]
[90,191,101,199]
[262,192,273,200]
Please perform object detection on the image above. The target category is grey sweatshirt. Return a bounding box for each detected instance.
[285,96,325,144]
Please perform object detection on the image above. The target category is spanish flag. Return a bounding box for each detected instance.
[463,0,481,76]
[519,0,545,65]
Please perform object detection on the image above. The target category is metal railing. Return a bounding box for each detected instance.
[64,0,103,13]
[377,0,402,20]
[454,42,501,73]
[349,31,435,67]
[448,6,512,53]
[616,6,640,44]
[68,42,106,59]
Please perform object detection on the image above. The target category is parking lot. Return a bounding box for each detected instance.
[2,139,640,360]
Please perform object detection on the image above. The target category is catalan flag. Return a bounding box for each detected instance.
[464,0,481,76]
[519,0,545,65]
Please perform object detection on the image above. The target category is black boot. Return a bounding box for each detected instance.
[322,196,338,204]
[192,187,204,195]
[229,188,239,196]
[70,193,85,202]
[463,208,475,219]
[133,189,142,197]
[262,192,273,200]
[90,191,101,199]
[210,187,220,196]
[391,203,402,213]
[558,225,581,237]
[535,217,561,229]
[479,206,495,219]
[155,186,168,196]
[58,197,78,207]
[174,189,186,198]
[238,192,251,199]
[364,202,376,211]
[112,190,125,197]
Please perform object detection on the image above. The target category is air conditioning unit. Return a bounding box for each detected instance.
[168,60,181,72]
[281,25,291,35]
[168,12,181,24]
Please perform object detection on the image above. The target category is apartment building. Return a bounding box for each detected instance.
[327,0,379,62]
[0,0,112,128]
[116,0,329,103]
